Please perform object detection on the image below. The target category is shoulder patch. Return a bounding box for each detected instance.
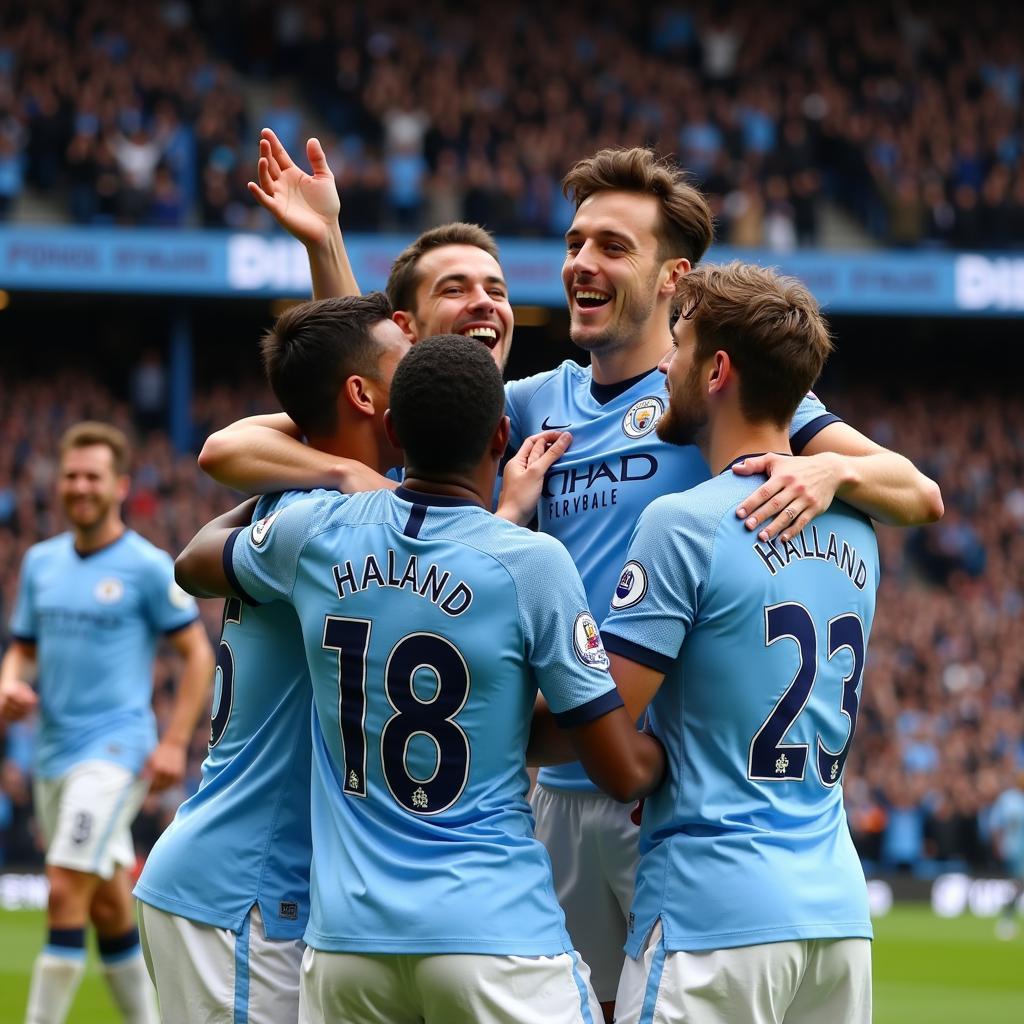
[167,581,194,610]
[611,560,648,610]
[622,396,664,439]
[250,510,281,548]
[573,611,610,670]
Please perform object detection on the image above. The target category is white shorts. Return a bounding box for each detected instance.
[531,784,639,1002]
[615,920,872,1024]
[138,901,304,1024]
[34,759,148,880]
[298,946,602,1024]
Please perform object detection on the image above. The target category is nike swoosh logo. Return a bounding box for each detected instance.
[541,417,572,430]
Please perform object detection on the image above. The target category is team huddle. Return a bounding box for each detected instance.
[1,135,943,1024]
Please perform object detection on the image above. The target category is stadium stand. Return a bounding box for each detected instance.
[3,1,1024,248]
[0,0,1021,883]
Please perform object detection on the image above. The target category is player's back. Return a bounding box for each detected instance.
[135,490,316,940]
[602,469,879,954]
[230,486,619,956]
[505,361,838,791]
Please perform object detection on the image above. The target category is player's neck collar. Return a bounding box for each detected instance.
[719,453,780,474]
[589,366,658,406]
[72,527,129,558]
[394,486,480,509]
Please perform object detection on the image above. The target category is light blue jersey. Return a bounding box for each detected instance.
[602,467,879,954]
[506,362,839,790]
[9,530,199,778]
[990,787,1024,876]
[135,490,318,940]
[228,486,621,955]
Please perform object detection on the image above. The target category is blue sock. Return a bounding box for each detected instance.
[98,926,142,965]
[45,926,87,960]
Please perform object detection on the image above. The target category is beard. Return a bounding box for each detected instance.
[62,494,114,530]
[569,270,659,353]
[656,366,708,448]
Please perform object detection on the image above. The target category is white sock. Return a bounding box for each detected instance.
[25,950,86,1024]
[101,951,160,1024]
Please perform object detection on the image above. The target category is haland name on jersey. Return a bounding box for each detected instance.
[753,524,870,590]
[332,549,473,617]
[543,453,658,520]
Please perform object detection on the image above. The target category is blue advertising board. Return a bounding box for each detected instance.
[2,227,1024,316]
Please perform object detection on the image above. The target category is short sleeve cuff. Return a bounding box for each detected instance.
[791,413,843,454]
[8,632,36,645]
[224,528,261,607]
[553,687,624,728]
[602,632,676,675]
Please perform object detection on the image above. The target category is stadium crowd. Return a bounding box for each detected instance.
[3,0,1024,249]
[0,364,1020,878]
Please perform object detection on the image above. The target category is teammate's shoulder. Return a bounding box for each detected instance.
[506,360,587,400]
[119,530,175,565]
[23,532,72,561]
[254,486,336,521]
[485,519,576,571]
[257,488,356,539]
[641,472,741,529]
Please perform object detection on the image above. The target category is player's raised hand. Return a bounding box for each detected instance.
[734,452,840,543]
[143,737,187,793]
[247,128,341,248]
[0,679,38,722]
[496,430,572,526]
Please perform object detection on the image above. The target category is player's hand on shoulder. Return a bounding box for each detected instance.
[143,738,187,793]
[247,128,341,248]
[496,430,572,526]
[733,451,841,543]
[0,679,38,722]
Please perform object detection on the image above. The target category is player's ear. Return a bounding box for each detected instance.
[383,409,403,451]
[660,257,690,297]
[115,474,131,502]
[491,415,511,457]
[707,351,731,395]
[391,310,418,343]
[342,375,375,418]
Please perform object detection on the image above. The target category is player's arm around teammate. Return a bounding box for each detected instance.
[732,424,944,543]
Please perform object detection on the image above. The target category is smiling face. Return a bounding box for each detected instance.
[58,444,128,532]
[562,191,667,355]
[400,244,514,368]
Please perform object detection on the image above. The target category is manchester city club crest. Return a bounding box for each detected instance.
[93,577,124,604]
[572,611,610,670]
[611,560,648,609]
[622,397,664,438]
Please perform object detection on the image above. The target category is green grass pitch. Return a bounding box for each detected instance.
[0,905,1021,1022]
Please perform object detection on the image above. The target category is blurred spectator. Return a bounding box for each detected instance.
[3,0,1024,246]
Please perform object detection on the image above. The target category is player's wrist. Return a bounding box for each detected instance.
[825,451,859,493]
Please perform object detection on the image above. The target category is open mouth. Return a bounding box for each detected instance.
[574,289,611,310]
[460,325,500,349]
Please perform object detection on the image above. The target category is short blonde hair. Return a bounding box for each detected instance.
[675,262,833,426]
[59,421,131,475]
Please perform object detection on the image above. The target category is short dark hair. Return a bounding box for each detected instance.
[563,148,714,265]
[387,223,500,313]
[676,262,834,426]
[260,293,394,437]
[388,335,505,475]
[59,421,130,475]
